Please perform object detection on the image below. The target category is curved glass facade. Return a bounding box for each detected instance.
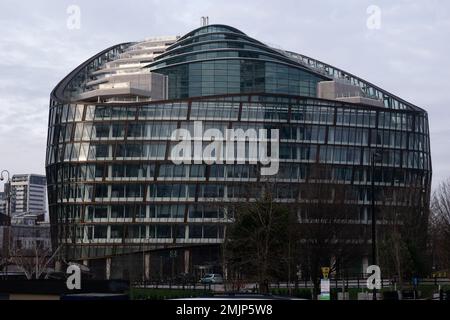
[46,25,431,279]
[148,25,326,99]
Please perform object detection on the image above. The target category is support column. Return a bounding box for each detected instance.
[106,257,111,280]
[144,253,151,281]
[184,249,190,274]
[55,260,62,272]
[362,256,369,274]
[223,263,228,281]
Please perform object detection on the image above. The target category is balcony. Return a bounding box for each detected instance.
[317,80,384,107]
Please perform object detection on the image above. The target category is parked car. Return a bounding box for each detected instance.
[200,273,223,284]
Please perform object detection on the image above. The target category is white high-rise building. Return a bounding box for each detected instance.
[8,174,47,216]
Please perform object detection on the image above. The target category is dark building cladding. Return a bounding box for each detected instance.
[45,24,432,280]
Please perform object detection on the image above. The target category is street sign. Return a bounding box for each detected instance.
[321,267,330,279]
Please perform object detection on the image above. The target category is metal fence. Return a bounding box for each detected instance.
[132,277,450,293]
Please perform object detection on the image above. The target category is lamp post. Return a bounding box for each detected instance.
[1,170,11,277]
[370,151,382,300]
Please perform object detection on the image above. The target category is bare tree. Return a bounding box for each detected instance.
[377,181,430,288]
[430,178,450,272]
[378,205,412,289]
[224,168,364,298]
[10,244,53,279]
[0,229,7,270]
[224,180,297,293]
[296,176,364,298]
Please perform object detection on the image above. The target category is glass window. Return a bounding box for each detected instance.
[94,225,108,239]
[129,225,146,239]
[203,225,218,238]
[111,205,125,218]
[156,225,172,238]
[189,225,203,239]
[175,226,185,239]
[110,226,123,239]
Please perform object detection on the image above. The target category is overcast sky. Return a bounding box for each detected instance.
[0,0,449,191]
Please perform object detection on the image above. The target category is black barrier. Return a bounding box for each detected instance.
[383,291,399,300]
[0,279,129,295]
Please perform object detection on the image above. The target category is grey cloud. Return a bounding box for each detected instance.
[0,0,449,190]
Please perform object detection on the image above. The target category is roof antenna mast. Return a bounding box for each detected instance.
[201,16,209,27]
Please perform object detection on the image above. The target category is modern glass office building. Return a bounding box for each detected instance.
[45,25,431,280]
